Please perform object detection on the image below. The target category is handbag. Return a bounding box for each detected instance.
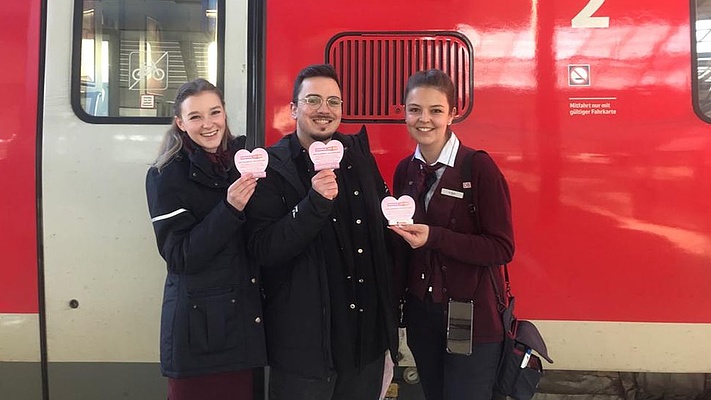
[491,267,554,400]
[459,149,553,399]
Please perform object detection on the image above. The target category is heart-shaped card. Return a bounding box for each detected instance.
[308,140,344,171]
[381,195,415,225]
[234,148,268,178]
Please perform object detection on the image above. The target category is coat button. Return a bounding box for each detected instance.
[355,219,362,224]
[192,172,197,177]
[251,278,257,284]
[332,217,337,222]
[231,299,236,303]
[441,265,448,271]
[357,248,363,254]
[353,190,359,196]
[255,317,262,323]
[358,278,364,283]
[349,303,356,310]
[359,308,364,312]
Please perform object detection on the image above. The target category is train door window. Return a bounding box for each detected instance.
[694,0,711,121]
[72,0,224,123]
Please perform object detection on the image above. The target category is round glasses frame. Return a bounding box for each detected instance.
[298,95,343,109]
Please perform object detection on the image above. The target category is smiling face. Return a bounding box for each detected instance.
[291,76,342,147]
[405,86,456,156]
[175,91,226,153]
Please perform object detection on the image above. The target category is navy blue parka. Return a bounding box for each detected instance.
[145,135,267,378]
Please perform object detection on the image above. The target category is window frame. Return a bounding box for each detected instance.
[70,0,226,124]
[692,0,711,123]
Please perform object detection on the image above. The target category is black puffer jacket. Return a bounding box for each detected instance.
[145,136,266,378]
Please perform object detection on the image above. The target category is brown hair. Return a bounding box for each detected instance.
[403,69,456,112]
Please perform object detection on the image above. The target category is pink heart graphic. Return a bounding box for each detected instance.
[381,195,415,225]
[308,140,344,170]
[234,148,269,178]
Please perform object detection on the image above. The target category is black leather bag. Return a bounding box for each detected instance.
[493,296,553,400]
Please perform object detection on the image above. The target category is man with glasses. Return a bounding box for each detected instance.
[245,64,397,400]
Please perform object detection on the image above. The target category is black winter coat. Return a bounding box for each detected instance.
[145,136,267,378]
[245,128,398,379]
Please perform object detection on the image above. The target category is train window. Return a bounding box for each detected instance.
[695,0,711,120]
[72,0,223,123]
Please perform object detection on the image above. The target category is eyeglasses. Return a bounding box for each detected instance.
[298,95,343,109]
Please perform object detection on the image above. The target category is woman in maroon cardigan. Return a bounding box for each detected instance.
[390,69,515,400]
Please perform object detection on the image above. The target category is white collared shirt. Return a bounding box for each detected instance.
[413,132,460,210]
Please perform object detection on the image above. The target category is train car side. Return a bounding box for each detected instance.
[263,0,711,373]
[1,0,710,398]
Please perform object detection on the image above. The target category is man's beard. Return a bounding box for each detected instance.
[309,129,334,142]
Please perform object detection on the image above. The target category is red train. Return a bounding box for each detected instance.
[2,0,709,398]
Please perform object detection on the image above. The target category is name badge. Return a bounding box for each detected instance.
[441,188,464,199]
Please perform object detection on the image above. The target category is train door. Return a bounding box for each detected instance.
[39,1,251,398]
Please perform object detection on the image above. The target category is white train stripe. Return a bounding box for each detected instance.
[151,208,188,223]
[0,314,40,362]
[396,320,711,372]
[531,320,711,372]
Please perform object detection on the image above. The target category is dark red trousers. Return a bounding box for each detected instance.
[168,369,253,400]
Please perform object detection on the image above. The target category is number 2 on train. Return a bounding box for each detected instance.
[572,0,610,28]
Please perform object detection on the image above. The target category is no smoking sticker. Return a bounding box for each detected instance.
[568,65,591,86]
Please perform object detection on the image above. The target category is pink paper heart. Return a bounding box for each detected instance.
[308,140,344,170]
[381,195,415,225]
[234,148,268,178]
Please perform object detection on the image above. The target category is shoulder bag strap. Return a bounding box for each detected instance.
[462,149,513,319]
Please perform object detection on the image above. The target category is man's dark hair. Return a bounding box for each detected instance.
[292,64,342,103]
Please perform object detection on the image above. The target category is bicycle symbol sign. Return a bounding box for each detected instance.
[129,51,169,90]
